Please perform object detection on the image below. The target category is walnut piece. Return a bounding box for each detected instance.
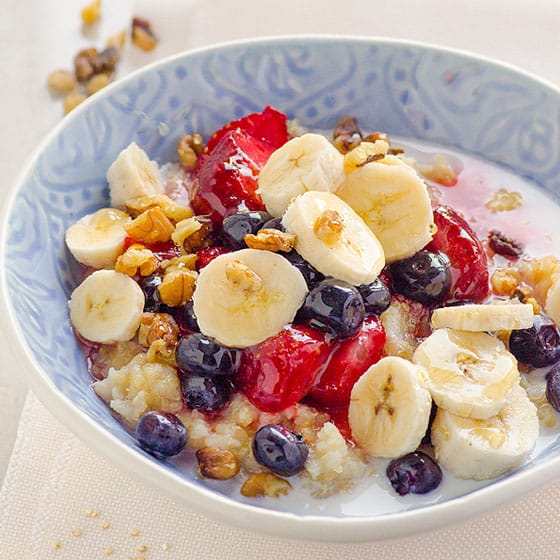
[115,245,157,277]
[138,312,179,349]
[485,188,522,213]
[519,256,560,304]
[158,268,197,307]
[74,47,99,82]
[313,210,344,245]
[160,254,198,272]
[512,285,541,314]
[125,194,193,223]
[125,207,175,243]
[333,116,363,154]
[177,134,204,169]
[172,216,212,252]
[74,46,119,83]
[240,473,292,498]
[64,91,87,114]
[343,140,389,173]
[47,70,77,94]
[97,47,119,73]
[488,230,523,258]
[89,340,143,380]
[225,260,263,292]
[363,131,390,144]
[132,17,158,51]
[244,229,295,252]
[87,72,111,95]
[146,339,177,367]
[363,131,404,155]
[196,447,240,480]
[171,217,201,247]
[490,268,520,296]
[81,0,101,25]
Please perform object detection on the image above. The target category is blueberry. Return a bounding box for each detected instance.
[298,278,364,338]
[421,402,438,446]
[262,217,285,231]
[358,278,391,316]
[282,250,324,288]
[390,250,451,306]
[135,411,187,459]
[179,300,200,332]
[546,364,560,412]
[252,424,308,476]
[176,333,239,376]
[509,314,560,368]
[222,211,272,249]
[386,451,442,496]
[181,375,233,412]
[138,274,168,312]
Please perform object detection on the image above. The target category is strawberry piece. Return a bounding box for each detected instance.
[202,106,289,157]
[236,324,333,413]
[308,316,386,407]
[426,205,489,302]
[191,128,274,224]
[196,246,230,269]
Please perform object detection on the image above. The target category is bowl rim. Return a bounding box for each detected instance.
[3,34,560,542]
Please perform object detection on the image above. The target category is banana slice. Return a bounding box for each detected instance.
[257,133,345,217]
[107,142,164,208]
[69,269,145,343]
[348,356,432,458]
[282,191,385,285]
[432,384,538,480]
[412,328,519,419]
[431,302,534,332]
[65,208,131,268]
[192,248,308,348]
[336,155,435,262]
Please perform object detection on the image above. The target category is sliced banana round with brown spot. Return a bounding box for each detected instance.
[348,356,432,458]
[336,155,435,262]
[430,302,535,332]
[282,191,385,286]
[412,328,519,419]
[192,249,308,348]
[432,384,538,480]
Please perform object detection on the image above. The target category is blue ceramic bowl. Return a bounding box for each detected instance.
[2,36,560,542]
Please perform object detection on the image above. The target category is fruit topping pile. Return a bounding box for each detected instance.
[65,107,560,500]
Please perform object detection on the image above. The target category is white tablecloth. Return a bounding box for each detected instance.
[2,0,560,557]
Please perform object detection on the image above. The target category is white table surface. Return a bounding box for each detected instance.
[2,0,560,554]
